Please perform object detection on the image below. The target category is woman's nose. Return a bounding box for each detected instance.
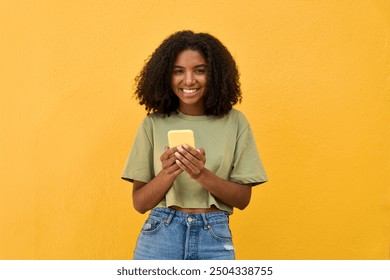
[183,72,195,85]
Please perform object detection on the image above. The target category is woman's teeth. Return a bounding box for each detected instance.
[182,89,197,93]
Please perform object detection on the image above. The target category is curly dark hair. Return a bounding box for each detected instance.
[134,30,242,116]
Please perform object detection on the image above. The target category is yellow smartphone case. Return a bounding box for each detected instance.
[168,129,195,148]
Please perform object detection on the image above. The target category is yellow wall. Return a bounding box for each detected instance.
[1,0,389,260]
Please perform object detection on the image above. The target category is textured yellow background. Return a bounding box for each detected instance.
[1,0,389,259]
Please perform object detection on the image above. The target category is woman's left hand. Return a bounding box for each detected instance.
[174,145,206,179]
[175,144,252,210]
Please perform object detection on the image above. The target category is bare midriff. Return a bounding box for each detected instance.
[169,205,220,214]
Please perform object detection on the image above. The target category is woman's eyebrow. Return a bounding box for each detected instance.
[173,64,207,68]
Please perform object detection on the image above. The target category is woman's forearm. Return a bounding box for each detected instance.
[133,147,183,214]
[195,168,252,210]
[174,145,252,210]
[132,171,177,214]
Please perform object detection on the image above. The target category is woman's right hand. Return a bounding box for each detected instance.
[160,146,183,178]
[132,146,183,214]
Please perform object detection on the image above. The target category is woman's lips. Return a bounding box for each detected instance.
[181,88,199,96]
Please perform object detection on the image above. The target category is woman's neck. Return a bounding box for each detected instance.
[178,105,205,116]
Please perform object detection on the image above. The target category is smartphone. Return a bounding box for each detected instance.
[168,129,195,148]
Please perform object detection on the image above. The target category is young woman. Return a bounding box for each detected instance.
[122,30,267,260]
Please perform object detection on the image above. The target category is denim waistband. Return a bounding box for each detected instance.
[150,207,229,227]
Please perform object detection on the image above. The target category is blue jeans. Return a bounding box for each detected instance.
[133,208,235,260]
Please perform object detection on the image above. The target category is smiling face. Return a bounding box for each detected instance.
[171,49,208,116]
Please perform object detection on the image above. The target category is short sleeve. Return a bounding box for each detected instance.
[230,123,268,186]
[121,119,154,183]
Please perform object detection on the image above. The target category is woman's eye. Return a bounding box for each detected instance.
[173,69,184,74]
[195,69,206,74]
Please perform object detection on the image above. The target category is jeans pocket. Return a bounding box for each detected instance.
[140,216,164,235]
[208,222,232,242]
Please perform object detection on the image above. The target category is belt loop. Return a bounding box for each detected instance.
[200,213,209,229]
[164,208,175,225]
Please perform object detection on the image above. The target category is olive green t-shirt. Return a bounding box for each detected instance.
[121,109,267,214]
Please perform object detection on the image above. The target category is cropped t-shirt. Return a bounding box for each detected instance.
[121,109,267,214]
